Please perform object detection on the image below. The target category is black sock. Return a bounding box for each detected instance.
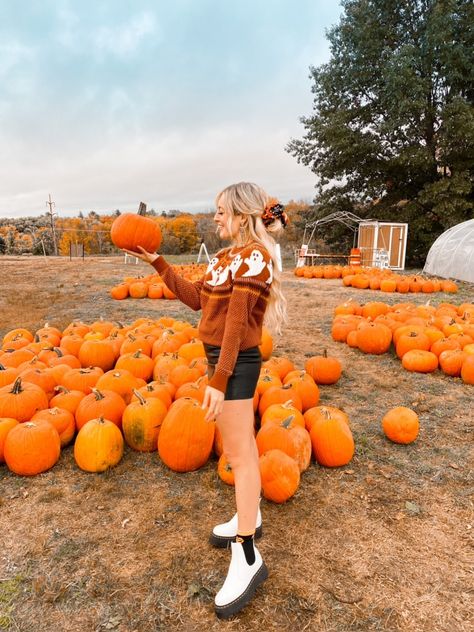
[236,533,255,565]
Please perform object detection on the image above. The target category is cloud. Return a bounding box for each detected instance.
[93,12,158,57]
[0,41,35,78]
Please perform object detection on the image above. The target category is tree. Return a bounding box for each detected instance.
[288,0,474,264]
[0,235,5,254]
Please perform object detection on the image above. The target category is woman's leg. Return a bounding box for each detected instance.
[216,398,260,534]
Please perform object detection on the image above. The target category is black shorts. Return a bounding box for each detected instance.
[204,343,262,400]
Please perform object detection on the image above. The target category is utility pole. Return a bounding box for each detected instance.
[46,193,58,255]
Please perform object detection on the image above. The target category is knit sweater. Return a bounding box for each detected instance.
[151,242,273,393]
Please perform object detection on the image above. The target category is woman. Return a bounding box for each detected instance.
[124,182,287,618]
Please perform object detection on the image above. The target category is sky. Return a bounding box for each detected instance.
[0,0,343,218]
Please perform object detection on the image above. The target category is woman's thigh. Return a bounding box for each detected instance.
[216,399,255,450]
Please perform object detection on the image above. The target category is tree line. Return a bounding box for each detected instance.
[0,202,311,257]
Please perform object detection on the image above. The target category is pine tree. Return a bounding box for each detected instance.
[288,0,474,264]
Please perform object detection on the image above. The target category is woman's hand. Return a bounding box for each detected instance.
[202,385,225,421]
[122,246,159,265]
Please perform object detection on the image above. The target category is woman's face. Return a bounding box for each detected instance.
[214,202,241,241]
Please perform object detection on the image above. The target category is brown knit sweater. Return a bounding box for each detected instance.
[152,242,273,393]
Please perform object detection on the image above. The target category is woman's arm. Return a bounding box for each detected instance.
[122,247,204,311]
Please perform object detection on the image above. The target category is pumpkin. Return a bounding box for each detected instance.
[75,388,126,430]
[309,408,354,467]
[74,416,124,473]
[0,364,19,389]
[282,371,320,411]
[259,327,273,361]
[259,449,300,503]
[256,417,311,472]
[130,382,173,409]
[461,355,474,385]
[439,349,466,377]
[303,405,350,433]
[258,384,302,417]
[115,350,154,381]
[382,407,419,444]
[32,407,76,446]
[49,386,85,415]
[356,323,392,355]
[4,421,61,476]
[0,418,19,463]
[304,350,342,385]
[217,453,235,485]
[260,401,305,428]
[0,377,49,422]
[59,367,104,394]
[78,339,117,372]
[95,369,145,404]
[262,357,295,380]
[110,211,162,253]
[395,331,431,358]
[256,372,282,396]
[122,390,167,451]
[158,397,215,472]
[401,350,438,373]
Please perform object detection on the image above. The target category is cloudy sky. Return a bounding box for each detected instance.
[0,1,343,218]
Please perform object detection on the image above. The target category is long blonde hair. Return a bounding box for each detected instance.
[215,182,287,334]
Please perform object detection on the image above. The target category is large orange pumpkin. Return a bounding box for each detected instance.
[256,417,311,472]
[259,449,300,503]
[309,409,354,467]
[110,211,162,253]
[122,390,167,452]
[0,377,49,422]
[158,397,215,472]
[4,421,61,476]
[74,416,124,473]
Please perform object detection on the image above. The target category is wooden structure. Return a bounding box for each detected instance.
[298,213,409,270]
[357,221,408,270]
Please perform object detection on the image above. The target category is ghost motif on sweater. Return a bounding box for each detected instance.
[242,249,267,277]
[229,254,243,278]
[207,265,230,286]
[206,257,219,274]
[266,258,273,284]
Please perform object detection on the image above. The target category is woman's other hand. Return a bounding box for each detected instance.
[122,246,159,264]
[202,385,225,421]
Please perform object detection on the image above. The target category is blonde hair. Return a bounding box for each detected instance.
[215,182,287,335]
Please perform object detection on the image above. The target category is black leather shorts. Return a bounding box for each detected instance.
[204,343,262,400]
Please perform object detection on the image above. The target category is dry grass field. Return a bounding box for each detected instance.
[0,255,473,632]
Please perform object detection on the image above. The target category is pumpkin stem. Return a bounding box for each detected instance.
[132,389,147,405]
[91,388,105,401]
[54,385,70,394]
[133,349,142,358]
[323,349,328,358]
[0,363,6,370]
[281,415,295,429]
[11,377,23,394]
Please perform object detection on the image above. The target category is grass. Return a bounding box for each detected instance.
[0,256,473,631]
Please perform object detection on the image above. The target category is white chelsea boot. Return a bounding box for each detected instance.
[209,508,262,548]
[214,540,268,618]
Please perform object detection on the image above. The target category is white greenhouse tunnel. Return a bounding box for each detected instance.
[423,219,474,283]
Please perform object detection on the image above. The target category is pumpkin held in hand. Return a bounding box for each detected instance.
[110,210,162,253]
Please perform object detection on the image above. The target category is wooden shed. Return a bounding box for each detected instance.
[357,221,408,270]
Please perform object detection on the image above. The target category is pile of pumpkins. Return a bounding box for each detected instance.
[110,263,207,300]
[332,299,474,384]
[0,317,366,503]
[294,264,458,294]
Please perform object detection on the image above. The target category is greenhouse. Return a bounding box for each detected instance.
[423,219,474,283]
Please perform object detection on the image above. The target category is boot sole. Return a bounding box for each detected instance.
[209,525,263,549]
[215,561,268,619]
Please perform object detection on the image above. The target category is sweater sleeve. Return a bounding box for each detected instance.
[151,256,204,311]
[208,245,272,393]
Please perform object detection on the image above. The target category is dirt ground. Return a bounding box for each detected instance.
[0,255,473,632]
